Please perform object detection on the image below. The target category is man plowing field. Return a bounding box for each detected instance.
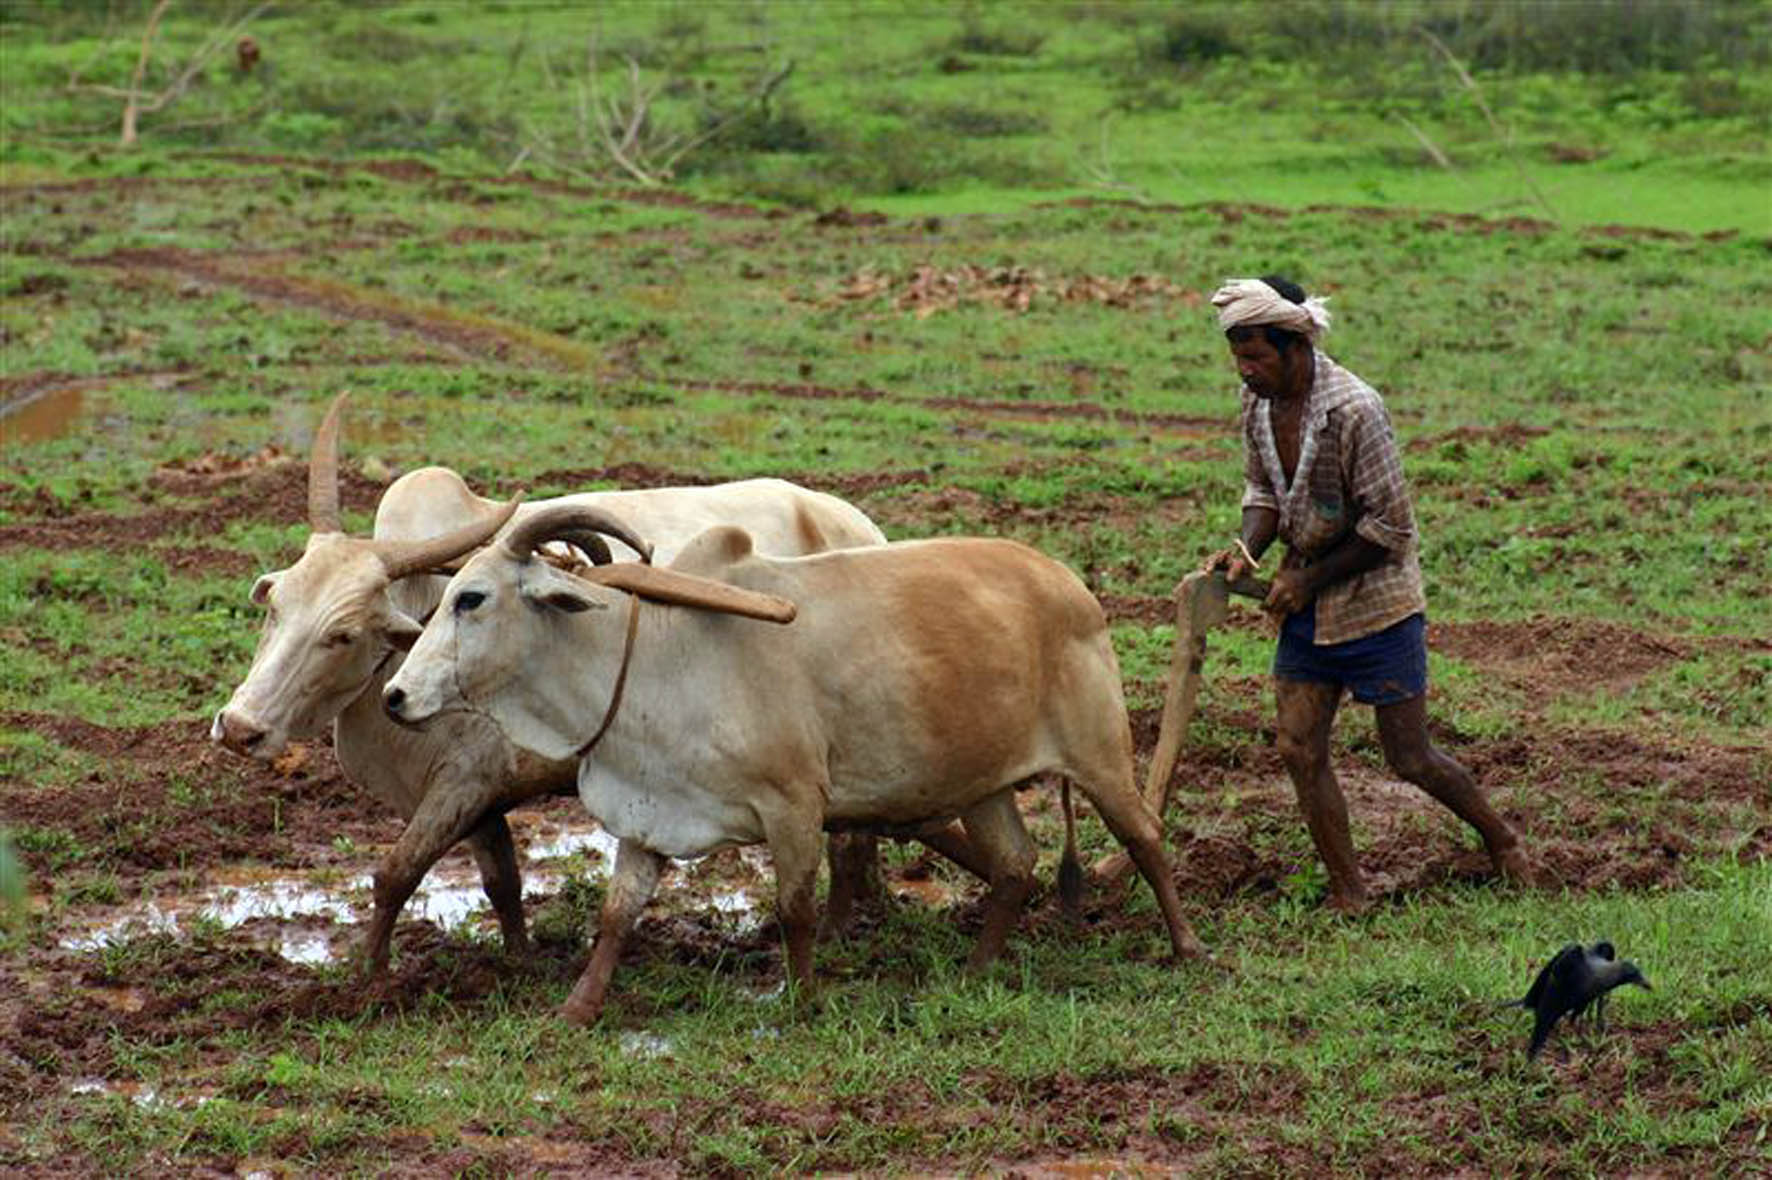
[1191,275,1536,912]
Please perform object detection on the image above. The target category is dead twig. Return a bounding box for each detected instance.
[1395,115,1453,170]
[120,0,171,146]
[571,31,792,186]
[1419,27,1557,223]
[69,0,272,148]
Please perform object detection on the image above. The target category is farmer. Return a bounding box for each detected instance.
[1202,275,1533,912]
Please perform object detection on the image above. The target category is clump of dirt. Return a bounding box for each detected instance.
[833,263,1197,316]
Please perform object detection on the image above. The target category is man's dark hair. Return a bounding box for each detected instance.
[1226,273,1309,354]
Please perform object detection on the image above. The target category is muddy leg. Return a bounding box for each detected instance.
[466,812,528,957]
[1375,694,1532,885]
[761,808,826,999]
[821,832,886,939]
[360,788,497,974]
[958,792,1035,972]
[562,840,664,1026]
[1085,781,1208,961]
[1276,679,1367,912]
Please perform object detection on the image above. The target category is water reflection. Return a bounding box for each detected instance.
[59,816,622,964]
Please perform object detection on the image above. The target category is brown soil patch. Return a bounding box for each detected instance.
[1430,615,1692,698]
[1408,422,1553,452]
[832,263,1200,316]
[0,459,383,556]
[0,711,383,883]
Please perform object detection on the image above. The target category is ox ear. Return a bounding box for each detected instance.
[250,573,280,606]
[382,610,424,651]
[529,583,607,615]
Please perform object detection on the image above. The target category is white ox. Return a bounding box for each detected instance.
[210,394,898,973]
[383,504,1209,1024]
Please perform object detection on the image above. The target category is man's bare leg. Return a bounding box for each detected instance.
[1374,694,1533,885]
[1275,678,1367,911]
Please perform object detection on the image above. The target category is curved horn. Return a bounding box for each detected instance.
[375,496,523,581]
[308,391,350,533]
[502,505,655,566]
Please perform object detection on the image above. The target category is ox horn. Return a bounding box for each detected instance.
[308,391,350,533]
[375,496,523,581]
[502,505,656,567]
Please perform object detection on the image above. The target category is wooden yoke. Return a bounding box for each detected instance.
[577,562,797,624]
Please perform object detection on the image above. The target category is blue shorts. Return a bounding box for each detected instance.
[1274,610,1427,706]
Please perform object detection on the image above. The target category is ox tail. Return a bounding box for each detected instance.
[1057,781,1082,918]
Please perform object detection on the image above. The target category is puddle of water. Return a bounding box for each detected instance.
[57,814,625,965]
[618,1031,673,1060]
[525,823,621,863]
[708,888,763,933]
[1,386,87,446]
[67,1078,214,1110]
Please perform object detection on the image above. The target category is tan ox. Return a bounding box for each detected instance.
[383,505,1209,1025]
[210,394,893,974]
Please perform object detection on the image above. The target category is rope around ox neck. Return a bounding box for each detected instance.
[574,590,641,761]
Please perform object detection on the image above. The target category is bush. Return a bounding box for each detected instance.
[1148,10,1244,66]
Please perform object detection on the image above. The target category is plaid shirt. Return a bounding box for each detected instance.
[1240,351,1427,644]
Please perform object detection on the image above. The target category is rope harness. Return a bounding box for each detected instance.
[574,590,641,760]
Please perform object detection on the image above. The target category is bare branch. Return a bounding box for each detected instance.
[1419,27,1557,223]
[92,1,274,148]
[120,0,172,146]
[658,58,793,177]
[1395,115,1452,170]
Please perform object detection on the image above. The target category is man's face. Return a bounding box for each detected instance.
[1229,332,1296,400]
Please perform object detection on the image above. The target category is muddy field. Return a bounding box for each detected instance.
[2,156,1770,1176]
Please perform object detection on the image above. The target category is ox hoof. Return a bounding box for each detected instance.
[1087,851,1135,890]
[1492,846,1540,889]
[559,998,604,1027]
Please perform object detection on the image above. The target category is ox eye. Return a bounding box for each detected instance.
[454,590,486,614]
[324,630,355,648]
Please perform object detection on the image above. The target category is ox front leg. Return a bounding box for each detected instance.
[959,792,1036,973]
[359,786,492,975]
[466,812,528,958]
[562,840,664,1027]
[761,808,825,1001]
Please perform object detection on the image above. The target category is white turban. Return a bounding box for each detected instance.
[1211,278,1331,341]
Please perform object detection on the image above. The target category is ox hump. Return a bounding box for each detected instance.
[669,524,755,576]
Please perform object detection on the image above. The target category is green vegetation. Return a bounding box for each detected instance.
[2,1,1769,231]
[1,2,1768,1175]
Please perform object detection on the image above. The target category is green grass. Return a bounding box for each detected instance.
[13,861,1769,1174]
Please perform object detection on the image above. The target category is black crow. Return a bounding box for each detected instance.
[1504,940,1651,1058]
